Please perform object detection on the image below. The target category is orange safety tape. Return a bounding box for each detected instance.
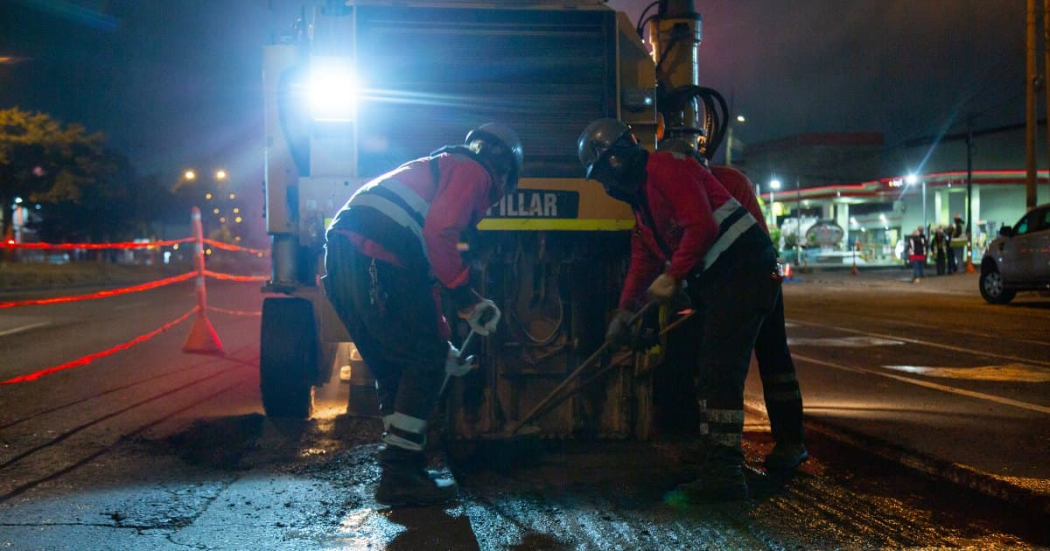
[203,270,268,282]
[1,237,195,250]
[0,272,196,309]
[201,238,269,255]
[207,306,262,316]
[0,306,198,385]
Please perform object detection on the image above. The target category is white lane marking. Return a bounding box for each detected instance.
[788,336,904,347]
[788,318,1050,369]
[112,301,147,311]
[0,321,50,337]
[794,352,1050,415]
[882,363,1050,383]
[832,311,1050,347]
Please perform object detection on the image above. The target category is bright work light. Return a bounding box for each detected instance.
[309,58,358,122]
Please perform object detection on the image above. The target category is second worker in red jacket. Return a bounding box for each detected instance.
[578,119,781,502]
[660,138,808,473]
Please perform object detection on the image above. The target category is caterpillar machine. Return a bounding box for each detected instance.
[260,0,729,447]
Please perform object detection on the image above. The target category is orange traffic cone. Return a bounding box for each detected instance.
[183,310,224,355]
[182,206,224,355]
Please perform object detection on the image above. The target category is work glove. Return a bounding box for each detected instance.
[605,308,635,345]
[459,299,501,336]
[445,341,476,378]
[631,308,662,351]
[646,273,680,303]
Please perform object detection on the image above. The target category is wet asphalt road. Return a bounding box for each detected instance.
[760,270,1050,489]
[0,273,1048,549]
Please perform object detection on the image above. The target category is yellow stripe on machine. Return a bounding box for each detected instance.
[479,177,634,231]
[478,218,635,231]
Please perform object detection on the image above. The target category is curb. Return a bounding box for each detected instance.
[743,398,1050,518]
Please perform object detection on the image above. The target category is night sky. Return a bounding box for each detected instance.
[0,0,1028,179]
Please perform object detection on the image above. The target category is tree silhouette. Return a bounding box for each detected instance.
[0,108,171,246]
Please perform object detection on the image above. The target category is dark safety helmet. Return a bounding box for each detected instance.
[577,118,632,180]
[465,123,524,194]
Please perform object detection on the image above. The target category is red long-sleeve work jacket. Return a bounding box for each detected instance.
[619,151,741,310]
[329,151,495,293]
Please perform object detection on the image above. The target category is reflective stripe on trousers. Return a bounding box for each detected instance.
[700,407,745,448]
[382,412,428,452]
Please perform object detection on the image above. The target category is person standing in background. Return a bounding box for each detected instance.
[908,226,927,283]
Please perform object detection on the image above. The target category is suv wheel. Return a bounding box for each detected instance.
[979,266,1016,304]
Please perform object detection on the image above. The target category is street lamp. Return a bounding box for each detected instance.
[768,178,781,227]
[215,169,227,181]
[184,170,196,181]
[726,114,746,166]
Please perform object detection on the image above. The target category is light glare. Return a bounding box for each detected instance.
[310,61,358,122]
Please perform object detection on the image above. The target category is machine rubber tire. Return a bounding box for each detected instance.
[260,297,318,418]
[979,266,1016,305]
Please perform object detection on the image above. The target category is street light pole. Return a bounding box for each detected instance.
[922,180,927,237]
[796,178,802,266]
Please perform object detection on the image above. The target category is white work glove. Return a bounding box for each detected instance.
[445,341,476,378]
[646,273,681,303]
[460,299,501,336]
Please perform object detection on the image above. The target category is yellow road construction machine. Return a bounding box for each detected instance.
[259,0,729,444]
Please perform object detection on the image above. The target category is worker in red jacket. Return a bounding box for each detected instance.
[660,138,808,472]
[706,164,807,472]
[656,139,807,474]
[578,119,780,502]
[324,123,523,507]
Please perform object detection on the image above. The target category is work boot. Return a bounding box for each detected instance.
[375,446,458,507]
[764,442,809,472]
[676,462,749,503]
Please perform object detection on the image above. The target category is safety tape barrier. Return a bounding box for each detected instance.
[201,238,269,256]
[0,272,197,309]
[0,207,270,386]
[203,270,268,283]
[2,237,269,256]
[0,269,270,309]
[0,307,198,385]
[1,237,195,250]
[207,306,262,316]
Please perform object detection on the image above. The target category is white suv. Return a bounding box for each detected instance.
[980,203,1050,304]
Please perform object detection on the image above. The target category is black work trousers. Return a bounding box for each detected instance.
[753,291,805,447]
[689,242,780,466]
[323,235,447,437]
